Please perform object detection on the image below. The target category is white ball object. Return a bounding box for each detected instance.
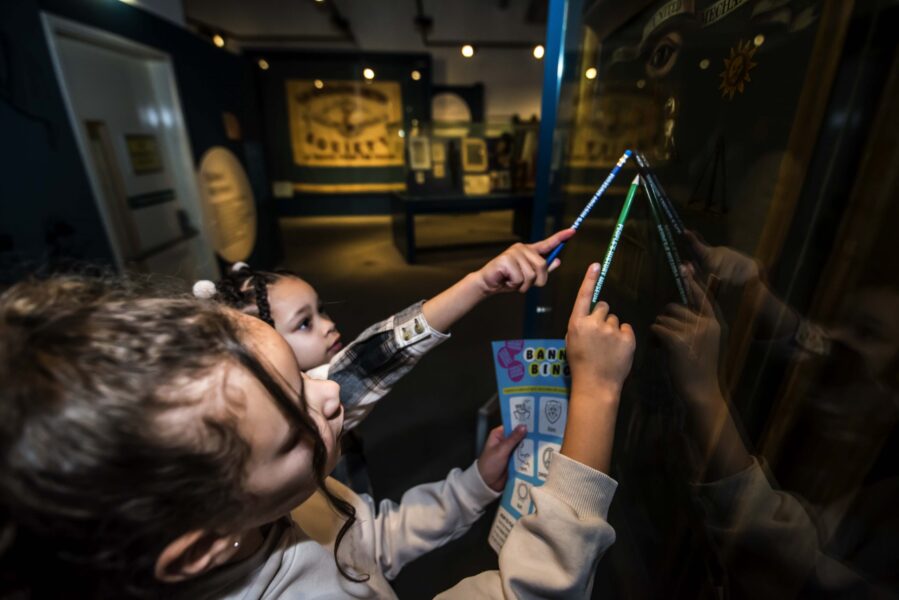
[192,280,217,299]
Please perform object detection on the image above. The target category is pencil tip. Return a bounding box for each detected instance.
[632,174,641,184]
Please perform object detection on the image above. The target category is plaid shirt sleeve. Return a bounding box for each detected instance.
[323,301,450,431]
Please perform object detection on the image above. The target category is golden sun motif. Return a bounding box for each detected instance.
[719,39,758,100]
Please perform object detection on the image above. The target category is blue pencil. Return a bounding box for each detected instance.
[545,150,633,265]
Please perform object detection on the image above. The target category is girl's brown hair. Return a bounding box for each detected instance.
[0,276,358,597]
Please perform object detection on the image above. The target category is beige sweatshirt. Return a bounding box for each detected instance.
[190,452,617,599]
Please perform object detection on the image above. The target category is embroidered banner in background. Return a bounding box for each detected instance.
[286,80,405,169]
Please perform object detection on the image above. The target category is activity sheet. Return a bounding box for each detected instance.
[488,339,570,553]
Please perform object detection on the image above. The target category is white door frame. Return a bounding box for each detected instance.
[41,13,216,276]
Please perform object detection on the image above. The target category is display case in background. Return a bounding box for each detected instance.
[530,0,899,597]
[393,119,545,263]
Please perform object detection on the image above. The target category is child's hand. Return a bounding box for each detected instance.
[474,229,576,295]
[477,425,527,492]
[565,263,636,396]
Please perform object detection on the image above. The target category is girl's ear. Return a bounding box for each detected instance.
[154,530,239,583]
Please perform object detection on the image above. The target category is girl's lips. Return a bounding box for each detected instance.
[328,340,343,354]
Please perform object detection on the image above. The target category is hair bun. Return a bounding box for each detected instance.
[192,280,217,299]
[231,262,250,273]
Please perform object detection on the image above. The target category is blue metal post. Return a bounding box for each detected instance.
[524,0,569,337]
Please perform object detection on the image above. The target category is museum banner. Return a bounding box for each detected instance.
[286,80,405,171]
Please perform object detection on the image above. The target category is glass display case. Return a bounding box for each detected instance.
[532,0,899,596]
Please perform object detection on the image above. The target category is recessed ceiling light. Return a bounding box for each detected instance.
[461,44,475,58]
[533,45,545,59]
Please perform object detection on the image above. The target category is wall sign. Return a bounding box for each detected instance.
[197,147,256,263]
[125,133,163,174]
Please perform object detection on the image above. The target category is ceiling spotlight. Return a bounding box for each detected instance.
[363,68,375,80]
[461,44,475,58]
[212,34,225,48]
[258,58,269,70]
[314,79,324,89]
[533,45,545,59]
[753,34,765,47]
[411,70,422,81]
[585,67,597,80]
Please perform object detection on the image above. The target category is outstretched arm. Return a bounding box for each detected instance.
[421,229,575,333]
[437,264,636,599]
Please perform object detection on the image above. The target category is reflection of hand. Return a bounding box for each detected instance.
[474,229,575,295]
[566,263,636,396]
[685,230,760,287]
[478,425,527,492]
[652,266,722,399]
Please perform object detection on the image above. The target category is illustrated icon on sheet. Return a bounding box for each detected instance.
[538,396,567,435]
[514,439,535,476]
[542,446,554,471]
[544,399,562,424]
[537,441,561,481]
[513,400,531,422]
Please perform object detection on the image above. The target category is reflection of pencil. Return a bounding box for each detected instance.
[591,175,640,311]
[643,178,689,304]
[545,150,633,265]
[634,152,684,235]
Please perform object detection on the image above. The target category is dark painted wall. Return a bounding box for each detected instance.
[0,0,115,281]
[0,0,281,282]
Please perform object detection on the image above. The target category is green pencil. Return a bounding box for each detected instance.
[591,175,641,311]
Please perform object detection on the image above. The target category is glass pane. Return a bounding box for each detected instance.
[537,1,899,597]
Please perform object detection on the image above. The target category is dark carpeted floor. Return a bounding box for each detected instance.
[278,212,527,597]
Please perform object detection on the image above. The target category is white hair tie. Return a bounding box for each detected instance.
[231,262,250,273]
[192,280,217,299]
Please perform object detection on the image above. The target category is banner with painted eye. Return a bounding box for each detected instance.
[488,339,571,553]
[283,80,407,193]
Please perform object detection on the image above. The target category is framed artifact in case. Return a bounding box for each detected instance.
[461,138,488,173]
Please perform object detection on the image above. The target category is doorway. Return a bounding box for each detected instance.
[42,15,218,281]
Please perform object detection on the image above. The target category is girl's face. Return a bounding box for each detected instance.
[229,312,344,522]
[267,277,342,371]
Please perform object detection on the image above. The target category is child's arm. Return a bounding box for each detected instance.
[321,301,450,430]
[352,426,527,580]
[436,264,636,599]
[652,271,885,598]
[323,229,574,430]
[421,229,575,333]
